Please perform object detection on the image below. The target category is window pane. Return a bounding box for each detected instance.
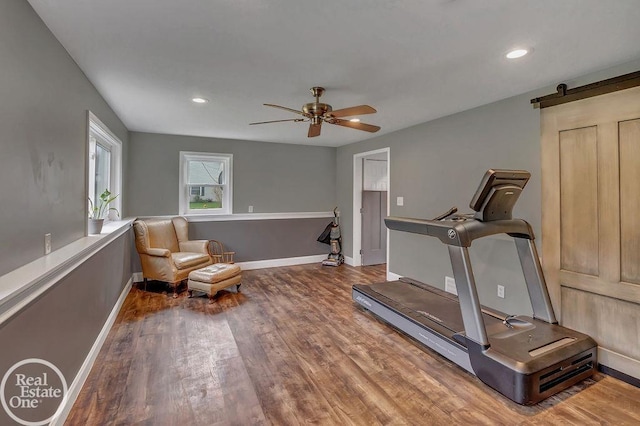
[94,143,111,198]
[188,160,224,185]
[188,185,224,210]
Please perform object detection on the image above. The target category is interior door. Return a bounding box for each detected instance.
[541,85,640,378]
[361,190,387,266]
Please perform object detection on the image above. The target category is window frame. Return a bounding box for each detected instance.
[87,111,122,225]
[179,151,233,215]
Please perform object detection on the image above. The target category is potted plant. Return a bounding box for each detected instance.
[88,189,120,234]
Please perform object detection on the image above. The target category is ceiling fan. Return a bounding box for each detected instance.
[250,87,380,138]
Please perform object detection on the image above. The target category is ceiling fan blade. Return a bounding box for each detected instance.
[264,103,306,116]
[332,119,381,133]
[330,105,377,118]
[249,118,306,125]
[308,122,322,137]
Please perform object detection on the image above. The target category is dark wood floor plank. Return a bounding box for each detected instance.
[66,263,640,426]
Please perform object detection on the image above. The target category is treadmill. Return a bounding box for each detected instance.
[352,169,597,405]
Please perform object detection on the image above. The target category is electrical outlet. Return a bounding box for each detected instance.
[497,284,505,299]
[44,233,51,255]
[396,196,404,206]
[248,205,254,213]
[445,276,457,295]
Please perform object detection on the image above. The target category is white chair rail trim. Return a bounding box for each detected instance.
[138,211,335,222]
[0,219,134,326]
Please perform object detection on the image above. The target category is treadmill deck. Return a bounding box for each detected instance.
[357,279,506,345]
[354,279,597,367]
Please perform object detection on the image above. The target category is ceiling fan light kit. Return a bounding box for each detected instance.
[249,87,381,137]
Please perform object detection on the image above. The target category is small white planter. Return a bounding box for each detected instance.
[88,219,104,234]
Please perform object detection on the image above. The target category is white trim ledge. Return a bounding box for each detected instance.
[137,211,334,222]
[50,276,133,426]
[0,219,134,325]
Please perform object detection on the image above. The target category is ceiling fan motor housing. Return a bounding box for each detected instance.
[302,102,333,119]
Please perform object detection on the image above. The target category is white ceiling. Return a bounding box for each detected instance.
[28,0,640,147]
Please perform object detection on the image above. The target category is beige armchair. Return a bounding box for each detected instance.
[133,217,212,297]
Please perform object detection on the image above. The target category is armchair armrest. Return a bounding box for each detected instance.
[179,240,209,254]
[145,248,171,257]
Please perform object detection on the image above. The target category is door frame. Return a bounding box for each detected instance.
[352,147,390,268]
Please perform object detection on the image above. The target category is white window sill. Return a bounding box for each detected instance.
[99,219,131,234]
[0,218,134,325]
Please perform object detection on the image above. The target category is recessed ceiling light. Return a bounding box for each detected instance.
[349,118,361,122]
[506,49,528,59]
[192,97,209,104]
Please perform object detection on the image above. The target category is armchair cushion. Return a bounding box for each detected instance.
[172,252,211,270]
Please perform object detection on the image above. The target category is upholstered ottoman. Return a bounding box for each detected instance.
[187,263,242,302]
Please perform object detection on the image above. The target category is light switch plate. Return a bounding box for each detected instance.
[396,196,404,206]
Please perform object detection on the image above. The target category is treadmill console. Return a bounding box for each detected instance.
[386,170,536,246]
[469,169,530,222]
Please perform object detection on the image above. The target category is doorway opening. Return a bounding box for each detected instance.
[352,148,390,271]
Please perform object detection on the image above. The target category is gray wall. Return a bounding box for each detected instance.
[0,5,134,422]
[0,0,129,277]
[337,60,640,315]
[127,132,336,216]
[189,218,330,262]
[0,230,133,425]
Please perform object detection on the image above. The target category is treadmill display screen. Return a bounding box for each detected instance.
[469,169,531,221]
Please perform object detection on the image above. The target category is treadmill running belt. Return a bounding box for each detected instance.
[367,281,465,334]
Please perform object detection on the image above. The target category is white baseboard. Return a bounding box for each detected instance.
[598,346,640,380]
[50,276,133,426]
[237,254,328,270]
[132,254,348,276]
[387,271,402,281]
[343,256,355,267]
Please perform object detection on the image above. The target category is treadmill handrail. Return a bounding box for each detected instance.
[385,216,535,247]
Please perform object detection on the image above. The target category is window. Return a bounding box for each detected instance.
[179,151,232,215]
[88,112,122,223]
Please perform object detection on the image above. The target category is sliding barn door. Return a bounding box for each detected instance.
[541,85,640,377]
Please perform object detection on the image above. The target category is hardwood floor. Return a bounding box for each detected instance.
[66,264,640,425]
